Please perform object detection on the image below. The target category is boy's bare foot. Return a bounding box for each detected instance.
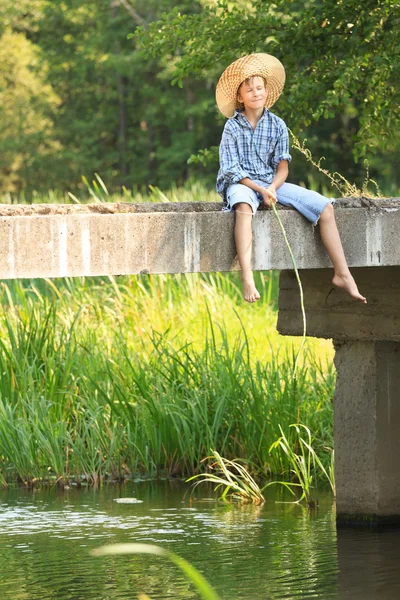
[332,272,367,304]
[242,276,261,303]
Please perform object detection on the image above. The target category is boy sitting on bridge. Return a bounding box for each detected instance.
[216,53,366,304]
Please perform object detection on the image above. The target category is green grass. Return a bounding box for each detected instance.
[264,423,335,505]
[187,450,265,504]
[1,180,221,205]
[0,272,335,486]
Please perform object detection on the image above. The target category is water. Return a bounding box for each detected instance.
[1,481,399,599]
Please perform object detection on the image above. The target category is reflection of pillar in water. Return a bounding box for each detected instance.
[336,528,400,599]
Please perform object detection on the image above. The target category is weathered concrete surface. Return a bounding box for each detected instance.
[0,197,400,279]
[278,267,400,341]
[0,201,223,216]
[334,341,400,525]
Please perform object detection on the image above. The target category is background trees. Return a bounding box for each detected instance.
[0,0,398,197]
[0,28,60,193]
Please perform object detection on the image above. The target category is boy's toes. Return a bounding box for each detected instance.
[332,273,367,304]
[355,292,367,304]
[242,279,260,303]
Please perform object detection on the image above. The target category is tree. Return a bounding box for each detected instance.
[1,0,398,195]
[136,0,400,185]
[0,29,60,193]
[0,0,222,194]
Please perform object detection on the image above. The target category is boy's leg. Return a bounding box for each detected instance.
[234,202,260,302]
[276,183,366,303]
[226,183,260,303]
[319,203,367,303]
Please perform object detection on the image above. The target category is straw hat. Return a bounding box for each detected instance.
[216,53,286,118]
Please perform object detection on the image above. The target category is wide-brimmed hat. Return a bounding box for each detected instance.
[216,53,286,118]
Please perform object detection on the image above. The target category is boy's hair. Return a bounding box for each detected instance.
[236,75,267,110]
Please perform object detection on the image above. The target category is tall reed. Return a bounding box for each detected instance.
[264,423,335,504]
[0,274,334,485]
[187,450,265,504]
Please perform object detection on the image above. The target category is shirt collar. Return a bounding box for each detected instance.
[233,107,269,124]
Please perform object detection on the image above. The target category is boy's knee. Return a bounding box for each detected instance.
[234,202,253,214]
[321,202,334,220]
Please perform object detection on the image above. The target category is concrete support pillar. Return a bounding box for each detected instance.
[278,267,400,526]
[334,340,400,525]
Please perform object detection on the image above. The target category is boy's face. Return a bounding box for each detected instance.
[237,76,267,111]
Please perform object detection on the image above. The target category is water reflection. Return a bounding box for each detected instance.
[337,528,400,599]
[0,482,399,599]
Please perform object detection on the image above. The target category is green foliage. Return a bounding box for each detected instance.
[289,130,382,198]
[81,173,110,203]
[0,28,60,193]
[0,182,221,206]
[92,543,221,600]
[0,274,334,485]
[188,146,219,167]
[135,0,400,190]
[264,424,335,505]
[136,0,399,151]
[1,0,399,196]
[187,450,265,504]
[1,0,220,195]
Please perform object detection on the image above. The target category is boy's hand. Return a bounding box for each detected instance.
[261,186,277,208]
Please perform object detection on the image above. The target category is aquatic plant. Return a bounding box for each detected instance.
[187,450,265,504]
[92,543,221,600]
[264,424,335,505]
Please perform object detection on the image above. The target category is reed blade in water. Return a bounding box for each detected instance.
[263,423,335,504]
[187,450,265,504]
[92,543,221,600]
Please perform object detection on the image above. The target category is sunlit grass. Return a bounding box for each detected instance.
[0,180,221,205]
[187,424,335,508]
[0,273,335,486]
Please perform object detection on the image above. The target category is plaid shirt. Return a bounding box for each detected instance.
[216,108,292,200]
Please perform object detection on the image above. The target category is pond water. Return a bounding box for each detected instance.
[1,480,400,600]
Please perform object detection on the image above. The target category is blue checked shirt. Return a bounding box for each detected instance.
[216,108,292,200]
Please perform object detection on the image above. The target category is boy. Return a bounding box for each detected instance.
[216,53,366,304]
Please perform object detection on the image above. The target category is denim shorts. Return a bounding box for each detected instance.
[224,181,334,225]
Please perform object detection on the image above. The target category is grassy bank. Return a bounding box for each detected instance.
[0,272,334,487]
[1,180,222,205]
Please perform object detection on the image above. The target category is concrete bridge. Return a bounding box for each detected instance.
[1,197,400,526]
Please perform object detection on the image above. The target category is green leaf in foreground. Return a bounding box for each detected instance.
[91,543,221,600]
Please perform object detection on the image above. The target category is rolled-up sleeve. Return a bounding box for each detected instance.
[219,127,250,185]
[270,122,292,169]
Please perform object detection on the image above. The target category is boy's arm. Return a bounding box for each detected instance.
[219,127,250,185]
[239,120,291,207]
[267,159,289,194]
[239,160,289,207]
